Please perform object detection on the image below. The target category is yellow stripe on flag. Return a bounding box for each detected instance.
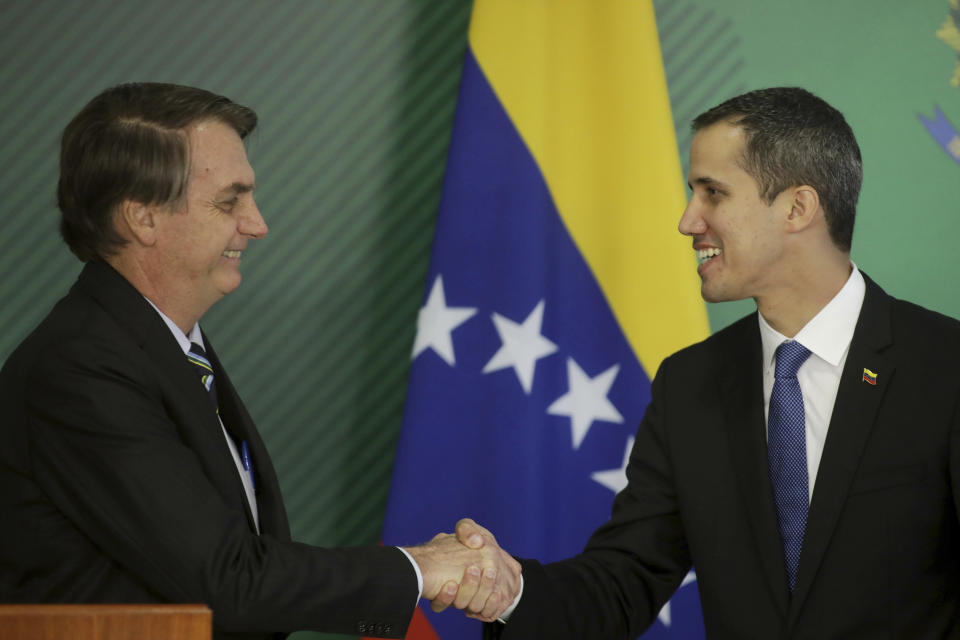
[469,0,708,375]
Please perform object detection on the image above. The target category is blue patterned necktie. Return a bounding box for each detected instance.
[187,342,218,414]
[767,340,812,592]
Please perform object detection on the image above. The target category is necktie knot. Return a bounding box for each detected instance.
[774,341,811,379]
[187,342,218,412]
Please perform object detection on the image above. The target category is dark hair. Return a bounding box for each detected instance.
[58,82,258,262]
[692,87,862,251]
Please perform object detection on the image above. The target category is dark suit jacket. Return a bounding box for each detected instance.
[489,274,960,639]
[0,260,417,639]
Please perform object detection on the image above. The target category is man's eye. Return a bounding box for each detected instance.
[216,199,237,211]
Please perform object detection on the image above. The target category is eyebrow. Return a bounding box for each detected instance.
[216,182,256,198]
[688,176,729,191]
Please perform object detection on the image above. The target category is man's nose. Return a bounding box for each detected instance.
[241,201,268,239]
[677,199,705,237]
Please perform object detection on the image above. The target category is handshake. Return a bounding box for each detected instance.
[404,518,521,623]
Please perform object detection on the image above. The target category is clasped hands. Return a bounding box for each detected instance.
[404,518,520,622]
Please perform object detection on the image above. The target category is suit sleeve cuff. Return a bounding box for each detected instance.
[497,574,523,623]
[396,546,424,603]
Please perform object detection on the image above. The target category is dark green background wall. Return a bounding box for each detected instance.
[1,2,956,639]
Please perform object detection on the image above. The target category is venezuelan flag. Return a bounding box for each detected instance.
[380,1,709,638]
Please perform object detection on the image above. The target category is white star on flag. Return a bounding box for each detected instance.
[411,275,476,366]
[658,571,698,627]
[591,436,634,494]
[547,358,624,449]
[482,300,558,394]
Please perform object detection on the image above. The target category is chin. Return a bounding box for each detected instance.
[213,273,243,296]
[700,281,720,303]
[700,281,738,304]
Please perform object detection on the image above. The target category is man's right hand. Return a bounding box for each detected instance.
[403,518,521,622]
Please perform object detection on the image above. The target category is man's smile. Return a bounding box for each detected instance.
[696,247,722,265]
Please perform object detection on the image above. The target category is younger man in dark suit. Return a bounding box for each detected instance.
[0,83,519,639]
[458,87,960,638]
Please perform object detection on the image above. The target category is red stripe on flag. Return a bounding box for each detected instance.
[362,540,440,640]
[407,604,443,640]
[362,604,441,640]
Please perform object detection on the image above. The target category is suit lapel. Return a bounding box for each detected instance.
[76,261,280,537]
[204,334,292,541]
[788,275,895,620]
[77,261,223,437]
[721,318,791,615]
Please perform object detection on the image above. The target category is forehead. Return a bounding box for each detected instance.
[185,119,255,191]
[688,121,752,184]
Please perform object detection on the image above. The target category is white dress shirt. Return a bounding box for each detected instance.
[758,265,866,501]
[144,300,261,533]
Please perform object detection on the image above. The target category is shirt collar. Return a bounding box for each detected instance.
[758,263,866,371]
[142,297,204,356]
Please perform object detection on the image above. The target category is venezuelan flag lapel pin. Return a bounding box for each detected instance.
[862,368,878,385]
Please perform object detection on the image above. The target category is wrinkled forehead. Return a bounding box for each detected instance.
[185,119,255,190]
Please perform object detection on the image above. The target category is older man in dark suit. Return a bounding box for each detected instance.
[457,87,960,638]
[0,82,519,639]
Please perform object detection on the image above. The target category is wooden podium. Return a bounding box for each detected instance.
[0,604,211,640]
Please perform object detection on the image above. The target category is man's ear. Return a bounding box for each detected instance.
[784,185,821,233]
[116,200,159,246]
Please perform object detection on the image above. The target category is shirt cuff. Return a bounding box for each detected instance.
[497,574,524,623]
[396,546,424,605]
[396,546,521,624]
